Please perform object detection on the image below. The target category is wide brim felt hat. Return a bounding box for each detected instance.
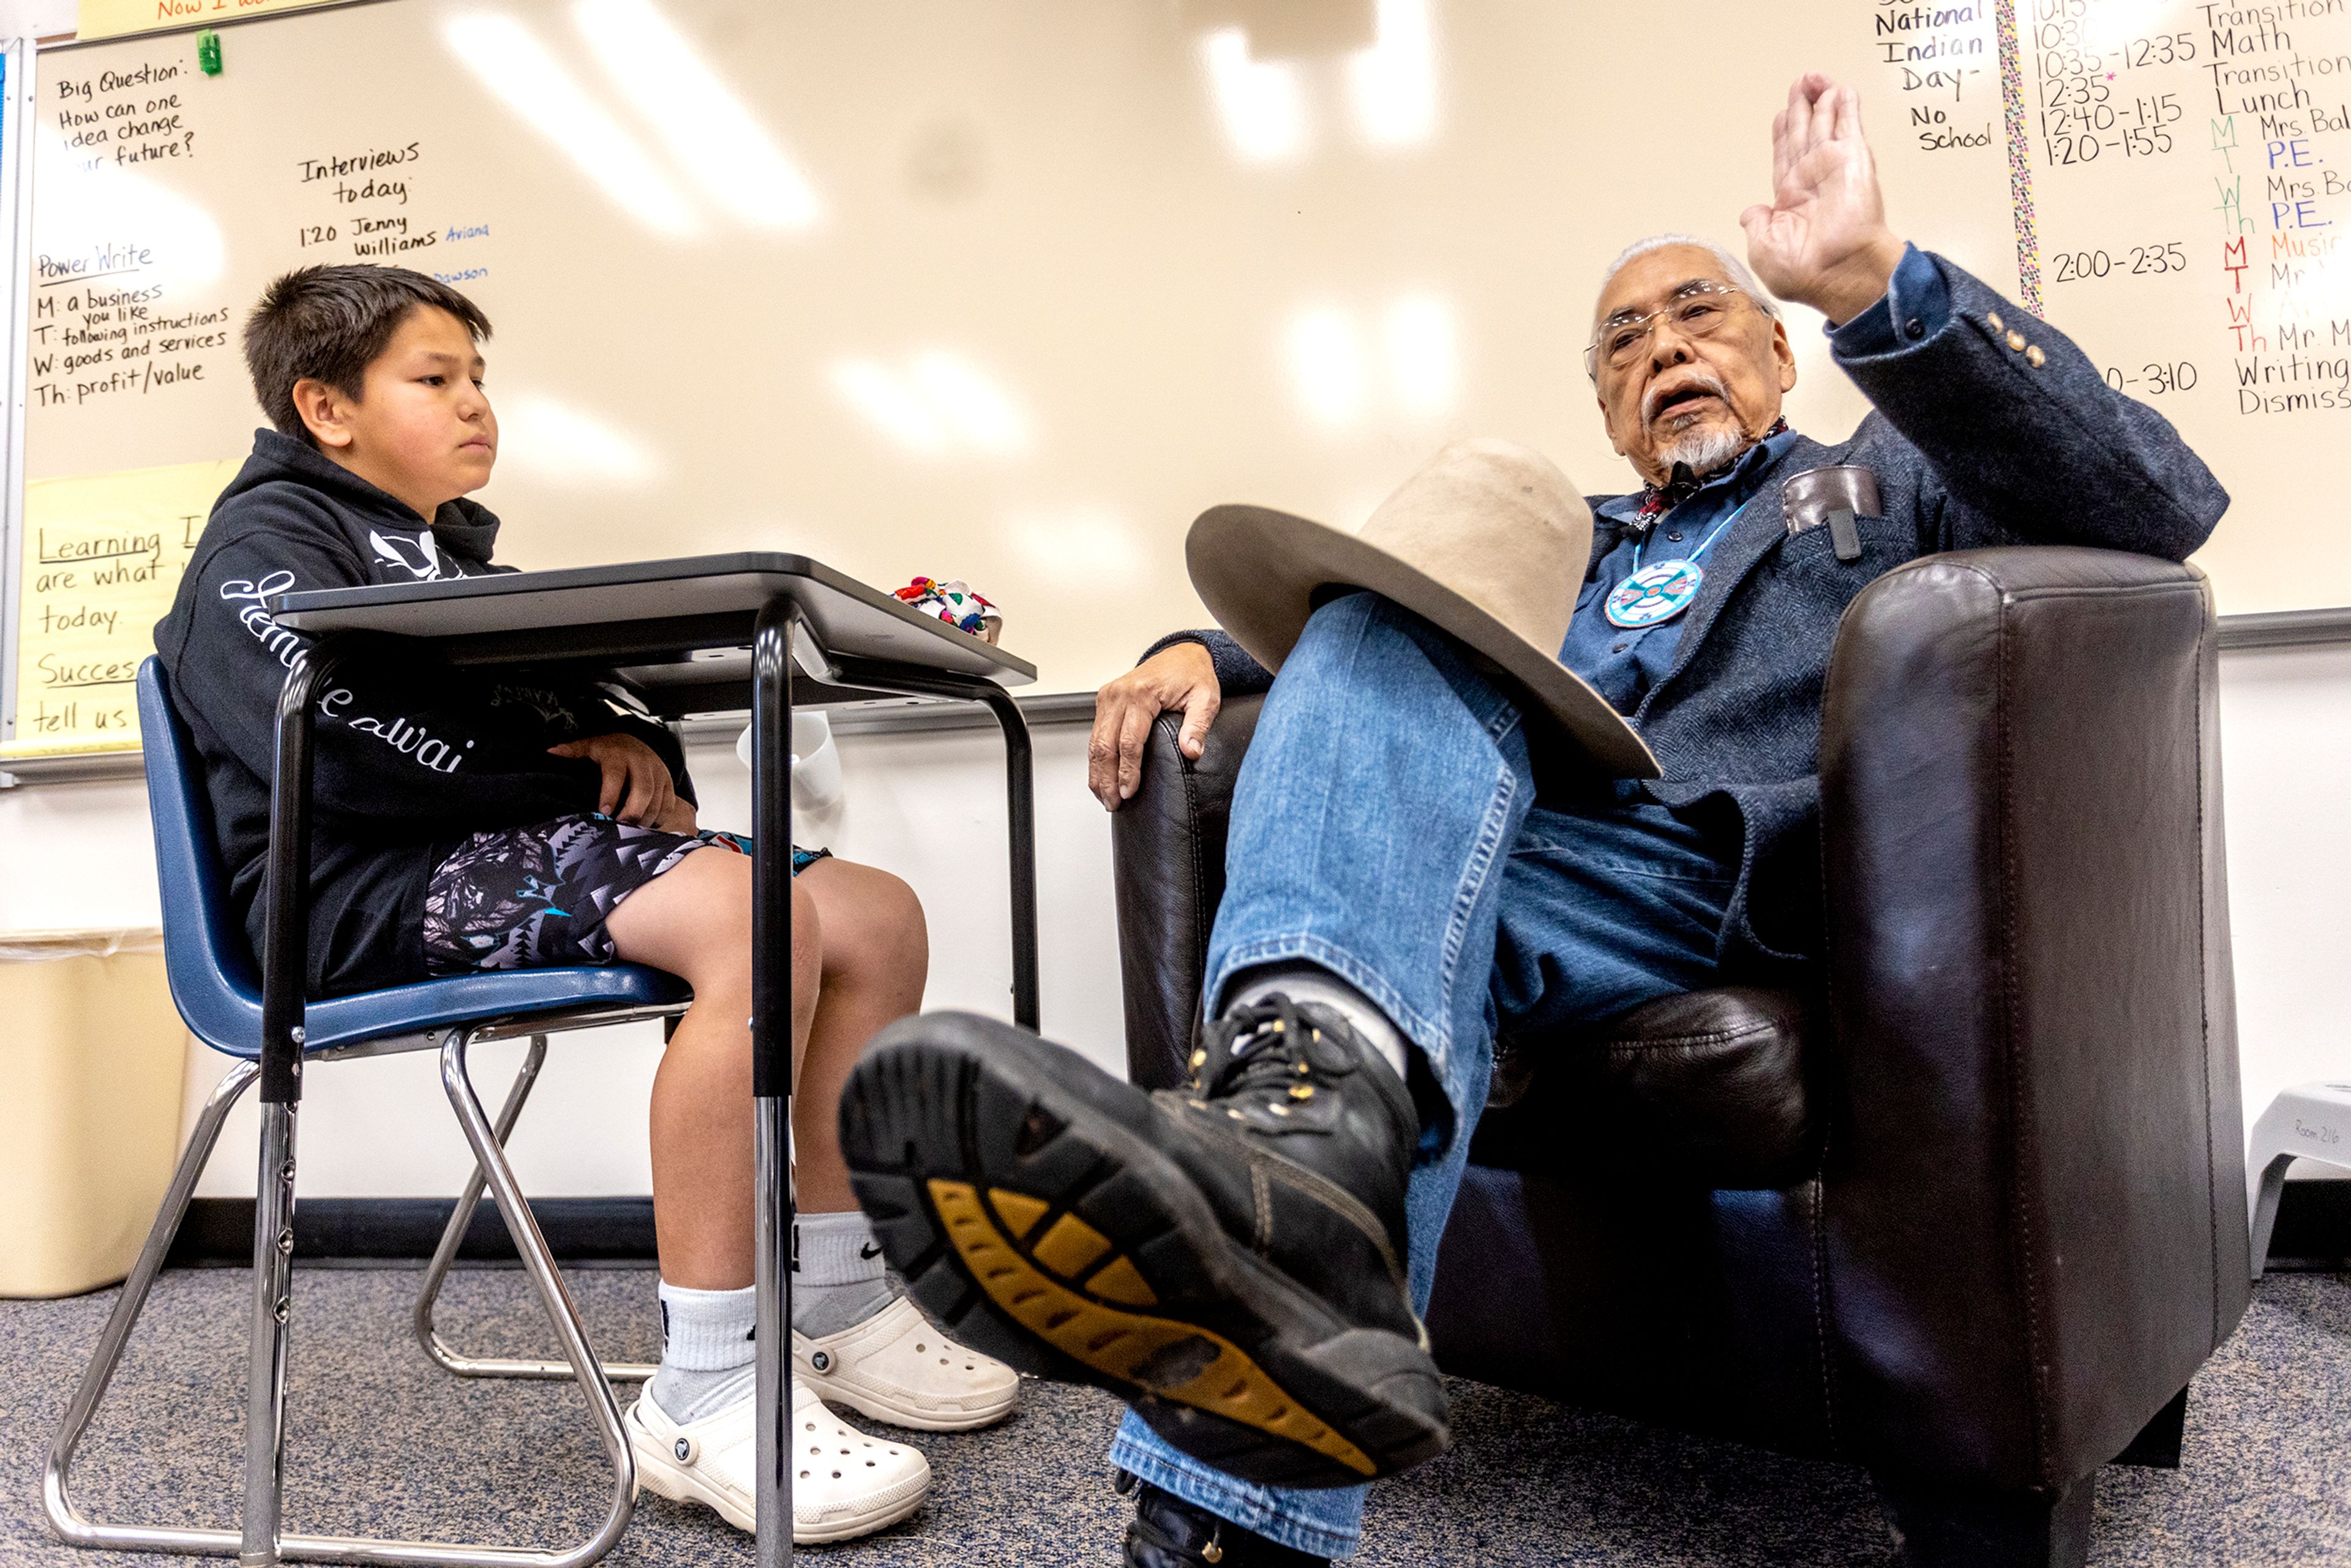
[1187,437,1660,780]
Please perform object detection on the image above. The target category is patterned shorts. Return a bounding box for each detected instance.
[422,811,828,975]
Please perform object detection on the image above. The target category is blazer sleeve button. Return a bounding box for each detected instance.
[2023,344,2046,367]
[1987,310,2005,331]
[2006,329,2028,351]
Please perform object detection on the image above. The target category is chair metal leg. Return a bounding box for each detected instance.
[46,1038,639,1566]
[414,1036,654,1384]
[437,1026,636,1564]
[47,1059,259,1553]
[242,1098,299,1565]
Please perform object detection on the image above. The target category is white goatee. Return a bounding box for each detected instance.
[1655,425,1747,478]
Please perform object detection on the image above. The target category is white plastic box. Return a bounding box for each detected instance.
[0,929,187,1297]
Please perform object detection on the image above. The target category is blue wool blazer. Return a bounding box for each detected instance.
[1160,252,2230,971]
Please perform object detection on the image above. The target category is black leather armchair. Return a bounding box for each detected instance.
[1110,549,2250,1568]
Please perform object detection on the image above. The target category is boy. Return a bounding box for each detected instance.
[154,264,1016,1542]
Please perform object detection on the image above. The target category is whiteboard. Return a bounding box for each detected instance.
[1,0,2334,752]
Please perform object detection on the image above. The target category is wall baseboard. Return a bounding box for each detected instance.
[167,1196,657,1267]
[165,1183,2351,1271]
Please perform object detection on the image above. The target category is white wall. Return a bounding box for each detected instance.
[0,0,75,37]
[1,646,2345,1199]
[2210,643,2351,1164]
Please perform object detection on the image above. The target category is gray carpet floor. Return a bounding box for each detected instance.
[0,1266,2344,1566]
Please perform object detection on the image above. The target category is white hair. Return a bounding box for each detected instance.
[1597,233,1782,322]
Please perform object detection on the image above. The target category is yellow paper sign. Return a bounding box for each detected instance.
[3,459,236,758]
[76,0,337,43]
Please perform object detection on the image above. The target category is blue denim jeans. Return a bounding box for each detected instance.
[1106,593,1738,1559]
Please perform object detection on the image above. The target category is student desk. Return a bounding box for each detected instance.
[270,553,1040,1568]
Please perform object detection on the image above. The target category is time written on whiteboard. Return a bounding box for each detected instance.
[2102,361,2203,393]
[2049,241,2192,279]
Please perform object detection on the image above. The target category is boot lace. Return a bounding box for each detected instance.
[1190,994,1359,1103]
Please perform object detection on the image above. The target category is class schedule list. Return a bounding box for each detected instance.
[2027,0,2351,415]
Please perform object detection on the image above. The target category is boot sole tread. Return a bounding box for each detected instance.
[840,1016,1449,1488]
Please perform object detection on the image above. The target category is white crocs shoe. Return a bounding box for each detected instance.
[794,1296,1021,1431]
[626,1379,930,1542]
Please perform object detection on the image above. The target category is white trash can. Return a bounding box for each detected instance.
[0,928,189,1297]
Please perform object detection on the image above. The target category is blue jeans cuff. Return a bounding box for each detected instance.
[1108,1426,1363,1559]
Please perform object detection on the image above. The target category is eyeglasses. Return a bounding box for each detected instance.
[1586,280,1752,378]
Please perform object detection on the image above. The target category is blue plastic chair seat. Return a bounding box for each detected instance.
[201,964,689,1060]
[138,659,689,1059]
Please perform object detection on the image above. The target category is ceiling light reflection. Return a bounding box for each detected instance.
[910,351,1029,456]
[2080,0,2169,52]
[1347,0,1437,147]
[1383,293,1457,416]
[1287,305,1369,427]
[1201,27,1310,163]
[1014,506,1146,587]
[495,394,660,485]
[572,0,823,232]
[833,354,1029,458]
[833,359,951,456]
[445,12,700,237]
[32,126,223,290]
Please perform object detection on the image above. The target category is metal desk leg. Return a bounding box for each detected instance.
[976,683,1038,1030]
[827,656,1040,1030]
[751,602,796,1567]
[244,642,343,1567]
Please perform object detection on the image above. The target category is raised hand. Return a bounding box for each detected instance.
[1739,73,1907,326]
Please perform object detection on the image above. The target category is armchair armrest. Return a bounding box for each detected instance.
[1111,693,1264,1089]
[1818,546,2248,1488]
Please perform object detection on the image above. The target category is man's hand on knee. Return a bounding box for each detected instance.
[1089,640,1219,811]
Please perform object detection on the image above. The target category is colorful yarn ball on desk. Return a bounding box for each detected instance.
[893,576,1003,644]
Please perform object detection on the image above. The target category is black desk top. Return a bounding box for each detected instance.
[271,553,1037,693]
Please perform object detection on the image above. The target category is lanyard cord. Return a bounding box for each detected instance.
[1632,495,1751,574]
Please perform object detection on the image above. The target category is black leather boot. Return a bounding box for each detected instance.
[1119,1471,1331,1566]
[839,994,1448,1488]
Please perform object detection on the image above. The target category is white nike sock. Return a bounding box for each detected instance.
[649,1280,756,1424]
[1228,963,1415,1084]
[793,1209,899,1340]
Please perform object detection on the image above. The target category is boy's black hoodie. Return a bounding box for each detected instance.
[155,429,693,997]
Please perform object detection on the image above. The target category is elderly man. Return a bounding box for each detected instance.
[841,74,2226,1565]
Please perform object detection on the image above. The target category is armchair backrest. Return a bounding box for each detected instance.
[1111,692,1263,1089]
[1818,545,2248,1485]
